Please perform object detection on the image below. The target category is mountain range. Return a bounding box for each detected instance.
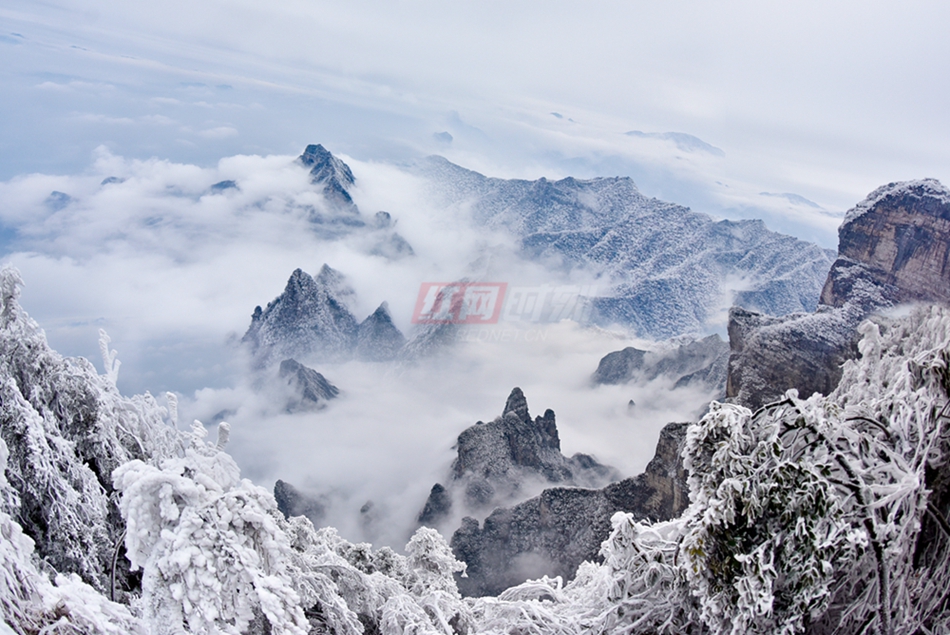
[410,155,836,337]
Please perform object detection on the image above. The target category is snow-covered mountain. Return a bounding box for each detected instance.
[411,155,836,337]
[243,265,407,365]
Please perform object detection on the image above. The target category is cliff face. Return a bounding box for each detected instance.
[592,334,729,395]
[820,179,950,307]
[450,422,689,597]
[727,179,950,409]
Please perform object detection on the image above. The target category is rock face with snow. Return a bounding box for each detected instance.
[727,179,950,409]
[451,421,690,597]
[413,156,836,338]
[278,358,339,411]
[243,265,407,365]
[592,334,730,395]
[820,178,950,308]
[299,143,359,210]
[419,388,619,530]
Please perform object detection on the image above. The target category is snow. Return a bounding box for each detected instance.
[842,178,950,225]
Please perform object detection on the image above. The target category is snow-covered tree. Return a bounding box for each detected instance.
[113,422,309,634]
[677,306,950,634]
[462,305,950,635]
[0,266,184,597]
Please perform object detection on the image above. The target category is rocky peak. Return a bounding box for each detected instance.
[242,265,360,365]
[450,421,690,597]
[419,388,618,532]
[244,266,409,366]
[298,144,357,209]
[355,302,406,361]
[502,387,531,424]
[820,178,950,308]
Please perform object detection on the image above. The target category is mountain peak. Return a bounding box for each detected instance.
[502,387,531,425]
[298,144,357,209]
[242,266,360,364]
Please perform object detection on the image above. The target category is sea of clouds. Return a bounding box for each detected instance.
[0,148,720,548]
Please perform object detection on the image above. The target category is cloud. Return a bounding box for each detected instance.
[73,113,136,125]
[2,0,947,224]
[198,126,238,139]
[0,147,716,548]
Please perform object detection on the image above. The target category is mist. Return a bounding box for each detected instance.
[0,147,722,549]
[181,321,717,549]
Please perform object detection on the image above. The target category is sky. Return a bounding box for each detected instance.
[2,0,949,547]
[2,1,949,244]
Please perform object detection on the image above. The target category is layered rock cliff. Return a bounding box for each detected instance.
[726,179,950,409]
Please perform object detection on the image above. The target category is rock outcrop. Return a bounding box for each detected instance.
[820,179,950,308]
[418,388,620,528]
[726,179,950,409]
[592,334,729,395]
[450,421,690,597]
[274,479,327,525]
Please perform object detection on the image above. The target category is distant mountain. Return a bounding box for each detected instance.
[592,334,730,395]
[625,130,725,156]
[299,143,359,210]
[355,302,407,361]
[243,265,362,365]
[411,156,835,338]
[294,144,416,252]
[278,358,339,411]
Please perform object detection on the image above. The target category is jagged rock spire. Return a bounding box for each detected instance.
[502,387,531,425]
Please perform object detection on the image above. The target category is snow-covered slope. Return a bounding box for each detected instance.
[411,156,836,337]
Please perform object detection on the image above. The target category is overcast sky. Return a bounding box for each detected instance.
[3,1,949,246]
